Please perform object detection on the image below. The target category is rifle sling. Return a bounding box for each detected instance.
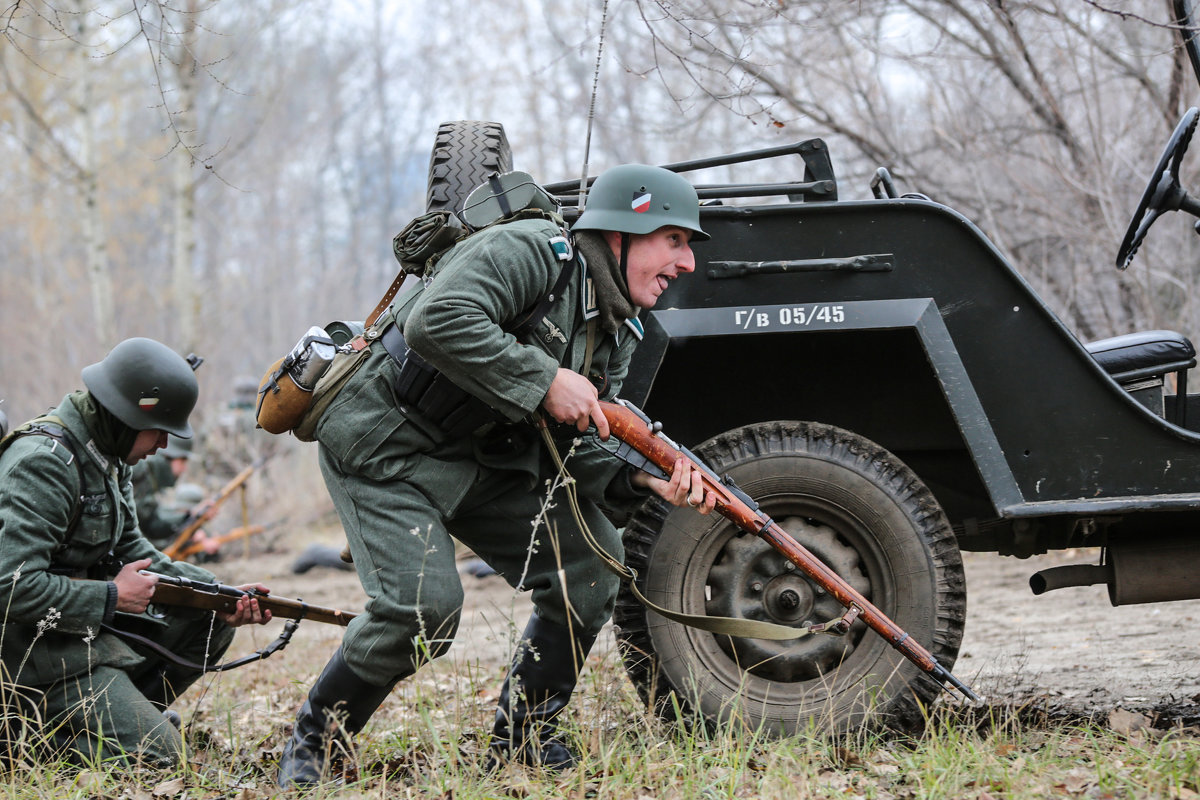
[537,420,836,641]
[100,618,299,673]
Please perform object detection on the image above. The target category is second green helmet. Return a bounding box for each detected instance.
[81,338,198,438]
[572,164,709,241]
[161,434,193,459]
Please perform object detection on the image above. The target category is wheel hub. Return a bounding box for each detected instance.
[704,516,870,683]
[762,576,813,623]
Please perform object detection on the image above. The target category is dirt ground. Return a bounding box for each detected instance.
[219,535,1200,727]
[954,548,1200,722]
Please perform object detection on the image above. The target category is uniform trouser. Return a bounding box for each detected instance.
[320,447,623,688]
[30,610,235,767]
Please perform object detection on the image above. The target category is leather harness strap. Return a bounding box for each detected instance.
[365,268,409,330]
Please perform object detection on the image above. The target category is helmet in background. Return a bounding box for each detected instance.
[161,433,193,460]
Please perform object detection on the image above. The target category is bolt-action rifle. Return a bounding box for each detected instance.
[141,573,355,628]
[598,398,980,703]
[162,457,267,560]
[143,571,357,626]
[96,571,357,673]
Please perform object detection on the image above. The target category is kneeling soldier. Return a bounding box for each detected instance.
[0,338,271,767]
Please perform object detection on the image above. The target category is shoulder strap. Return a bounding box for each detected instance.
[2,416,89,547]
[372,208,572,334]
[507,252,578,340]
[365,269,408,330]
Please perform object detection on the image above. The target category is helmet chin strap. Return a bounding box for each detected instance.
[619,232,631,280]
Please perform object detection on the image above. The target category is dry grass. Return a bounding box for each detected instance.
[2,455,1198,797]
[3,573,1198,799]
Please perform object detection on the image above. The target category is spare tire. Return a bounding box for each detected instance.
[426,121,512,214]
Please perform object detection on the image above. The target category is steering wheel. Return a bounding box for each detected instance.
[1117,107,1200,270]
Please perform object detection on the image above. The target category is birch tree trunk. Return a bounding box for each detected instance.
[170,0,201,352]
[71,0,115,344]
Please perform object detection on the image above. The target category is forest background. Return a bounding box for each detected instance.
[1,0,1197,450]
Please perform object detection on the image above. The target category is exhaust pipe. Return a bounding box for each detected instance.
[1029,564,1112,596]
[1029,533,1200,606]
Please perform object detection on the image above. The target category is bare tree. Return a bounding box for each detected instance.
[599,0,1199,341]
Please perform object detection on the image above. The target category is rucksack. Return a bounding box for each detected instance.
[256,171,574,438]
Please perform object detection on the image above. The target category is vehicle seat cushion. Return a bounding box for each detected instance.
[1085,330,1197,381]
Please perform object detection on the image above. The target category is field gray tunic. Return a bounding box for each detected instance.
[314,217,647,686]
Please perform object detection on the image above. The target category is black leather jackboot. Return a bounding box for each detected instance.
[488,613,597,771]
[277,648,395,789]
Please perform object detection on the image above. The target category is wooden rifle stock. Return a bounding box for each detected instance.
[144,571,357,627]
[163,458,264,559]
[599,398,979,702]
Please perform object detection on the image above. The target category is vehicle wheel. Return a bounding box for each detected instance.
[613,420,967,736]
[426,120,512,214]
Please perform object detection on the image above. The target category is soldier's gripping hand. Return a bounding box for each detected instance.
[216,585,273,627]
[632,457,717,514]
[114,558,158,613]
[543,368,609,439]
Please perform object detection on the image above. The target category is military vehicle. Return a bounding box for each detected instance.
[420,5,1200,736]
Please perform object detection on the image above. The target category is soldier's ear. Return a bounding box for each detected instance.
[602,230,623,258]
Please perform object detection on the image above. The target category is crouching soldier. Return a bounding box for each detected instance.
[0,338,271,767]
[277,164,718,787]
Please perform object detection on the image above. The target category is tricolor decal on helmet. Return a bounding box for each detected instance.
[572,164,708,241]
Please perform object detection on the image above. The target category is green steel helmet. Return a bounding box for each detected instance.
[572,164,709,241]
[81,338,198,438]
[172,482,206,509]
[160,433,193,460]
[0,407,7,440]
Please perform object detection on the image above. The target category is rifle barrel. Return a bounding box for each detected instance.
[601,400,979,702]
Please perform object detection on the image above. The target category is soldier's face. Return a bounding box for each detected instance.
[605,226,696,308]
[126,429,168,465]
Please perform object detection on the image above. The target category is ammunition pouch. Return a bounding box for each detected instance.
[382,325,505,438]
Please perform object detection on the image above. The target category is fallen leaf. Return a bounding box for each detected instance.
[832,746,862,767]
[74,771,105,793]
[1063,767,1094,794]
[152,777,186,798]
[1108,708,1152,735]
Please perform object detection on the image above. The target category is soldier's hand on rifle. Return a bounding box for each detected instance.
[632,457,717,514]
[114,558,158,613]
[216,584,273,627]
[543,368,609,439]
[191,530,221,555]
